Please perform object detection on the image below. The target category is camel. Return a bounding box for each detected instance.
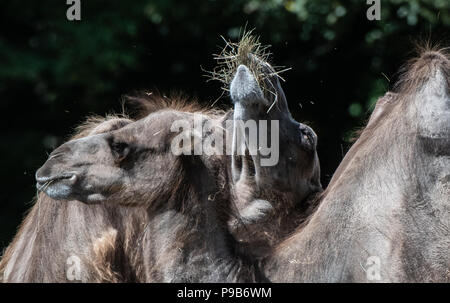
[262,48,450,282]
[214,34,322,256]
[0,98,262,282]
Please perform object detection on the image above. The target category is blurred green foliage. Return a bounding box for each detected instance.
[0,0,448,249]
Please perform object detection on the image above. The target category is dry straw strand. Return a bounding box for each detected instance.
[206,30,291,100]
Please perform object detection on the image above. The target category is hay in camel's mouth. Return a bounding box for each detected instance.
[206,30,291,101]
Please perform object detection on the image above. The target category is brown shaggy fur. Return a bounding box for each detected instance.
[263,47,450,282]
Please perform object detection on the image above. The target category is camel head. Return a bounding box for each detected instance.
[222,34,321,206]
[35,108,227,207]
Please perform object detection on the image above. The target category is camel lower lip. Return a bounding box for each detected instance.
[36,177,105,204]
[36,174,78,199]
[36,180,74,200]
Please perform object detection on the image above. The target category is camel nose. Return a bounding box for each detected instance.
[35,151,78,191]
[235,65,251,79]
[230,65,264,104]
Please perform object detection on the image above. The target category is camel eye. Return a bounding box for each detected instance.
[110,141,130,162]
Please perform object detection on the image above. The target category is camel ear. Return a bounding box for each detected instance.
[89,118,132,135]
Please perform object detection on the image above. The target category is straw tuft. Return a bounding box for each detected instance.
[205,30,291,100]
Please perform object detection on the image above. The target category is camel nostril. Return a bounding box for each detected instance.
[35,172,51,185]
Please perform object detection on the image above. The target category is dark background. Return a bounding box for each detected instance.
[0,0,448,251]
